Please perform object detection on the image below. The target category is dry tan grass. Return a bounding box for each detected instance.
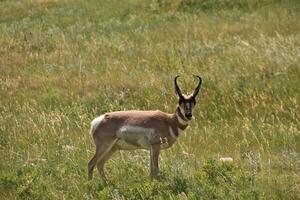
[0,0,299,199]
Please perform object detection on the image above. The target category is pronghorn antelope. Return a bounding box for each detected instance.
[88,75,202,181]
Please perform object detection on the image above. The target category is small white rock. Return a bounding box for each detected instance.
[62,145,75,151]
[219,157,233,162]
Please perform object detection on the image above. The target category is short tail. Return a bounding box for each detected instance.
[90,115,105,135]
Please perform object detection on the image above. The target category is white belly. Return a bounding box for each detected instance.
[116,125,154,150]
[116,139,150,150]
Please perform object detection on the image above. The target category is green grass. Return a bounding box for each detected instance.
[0,0,299,199]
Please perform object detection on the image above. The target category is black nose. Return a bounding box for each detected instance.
[185,114,192,119]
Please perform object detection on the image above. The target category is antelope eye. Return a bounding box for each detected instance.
[188,99,196,105]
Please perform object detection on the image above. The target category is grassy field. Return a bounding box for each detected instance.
[1,0,300,199]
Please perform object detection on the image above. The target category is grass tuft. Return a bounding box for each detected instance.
[1,0,299,199]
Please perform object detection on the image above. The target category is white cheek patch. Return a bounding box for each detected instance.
[179,106,185,115]
[91,115,105,134]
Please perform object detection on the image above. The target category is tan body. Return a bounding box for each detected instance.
[88,107,188,180]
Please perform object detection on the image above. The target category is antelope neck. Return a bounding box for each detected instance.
[174,106,189,130]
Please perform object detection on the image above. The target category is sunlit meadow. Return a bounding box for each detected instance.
[0,0,299,199]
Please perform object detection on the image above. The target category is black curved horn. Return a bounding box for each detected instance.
[191,75,202,98]
[174,75,184,99]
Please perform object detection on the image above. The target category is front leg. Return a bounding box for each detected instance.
[150,144,160,180]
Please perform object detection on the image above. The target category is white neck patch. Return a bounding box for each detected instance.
[176,110,188,126]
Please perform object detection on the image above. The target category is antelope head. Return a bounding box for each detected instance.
[174,75,202,120]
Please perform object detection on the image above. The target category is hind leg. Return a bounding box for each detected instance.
[96,147,117,181]
[88,151,100,180]
[88,139,118,180]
